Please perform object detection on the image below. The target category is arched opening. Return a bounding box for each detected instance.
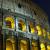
[40,43,46,50]
[5,16,15,29]
[47,32,50,40]
[42,29,47,37]
[20,40,28,50]
[36,25,42,36]
[6,39,16,50]
[5,20,11,28]
[28,22,35,34]
[47,45,50,50]
[32,41,38,50]
[18,19,26,32]
[6,40,13,50]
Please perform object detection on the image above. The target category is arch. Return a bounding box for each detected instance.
[40,43,46,50]
[47,45,50,50]
[42,29,47,37]
[6,40,13,50]
[47,32,50,40]
[5,16,15,29]
[29,22,35,34]
[20,40,28,50]
[6,38,16,50]
[18,19,26,32]
[32,41,38,50]
[36,25,42,36]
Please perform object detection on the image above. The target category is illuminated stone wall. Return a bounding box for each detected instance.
[0,0,49,30]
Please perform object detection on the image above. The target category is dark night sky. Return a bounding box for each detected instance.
[32,0,50,25]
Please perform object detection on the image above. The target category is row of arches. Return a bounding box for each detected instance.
[2,29,50,50]
[5,37,50,50]
[3,15,48,37]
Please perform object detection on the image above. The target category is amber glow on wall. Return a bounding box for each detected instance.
[20,40,28,50]
[29,22,35,34]
[47,45,50,50]
[5,16,15,29]
[6,40,13,50]
[42,29,47,37]
[47,32,50,40]
[40,43,46,50]
[36,25,42,36]
[6,39,16,50]
[32,41,38,50]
